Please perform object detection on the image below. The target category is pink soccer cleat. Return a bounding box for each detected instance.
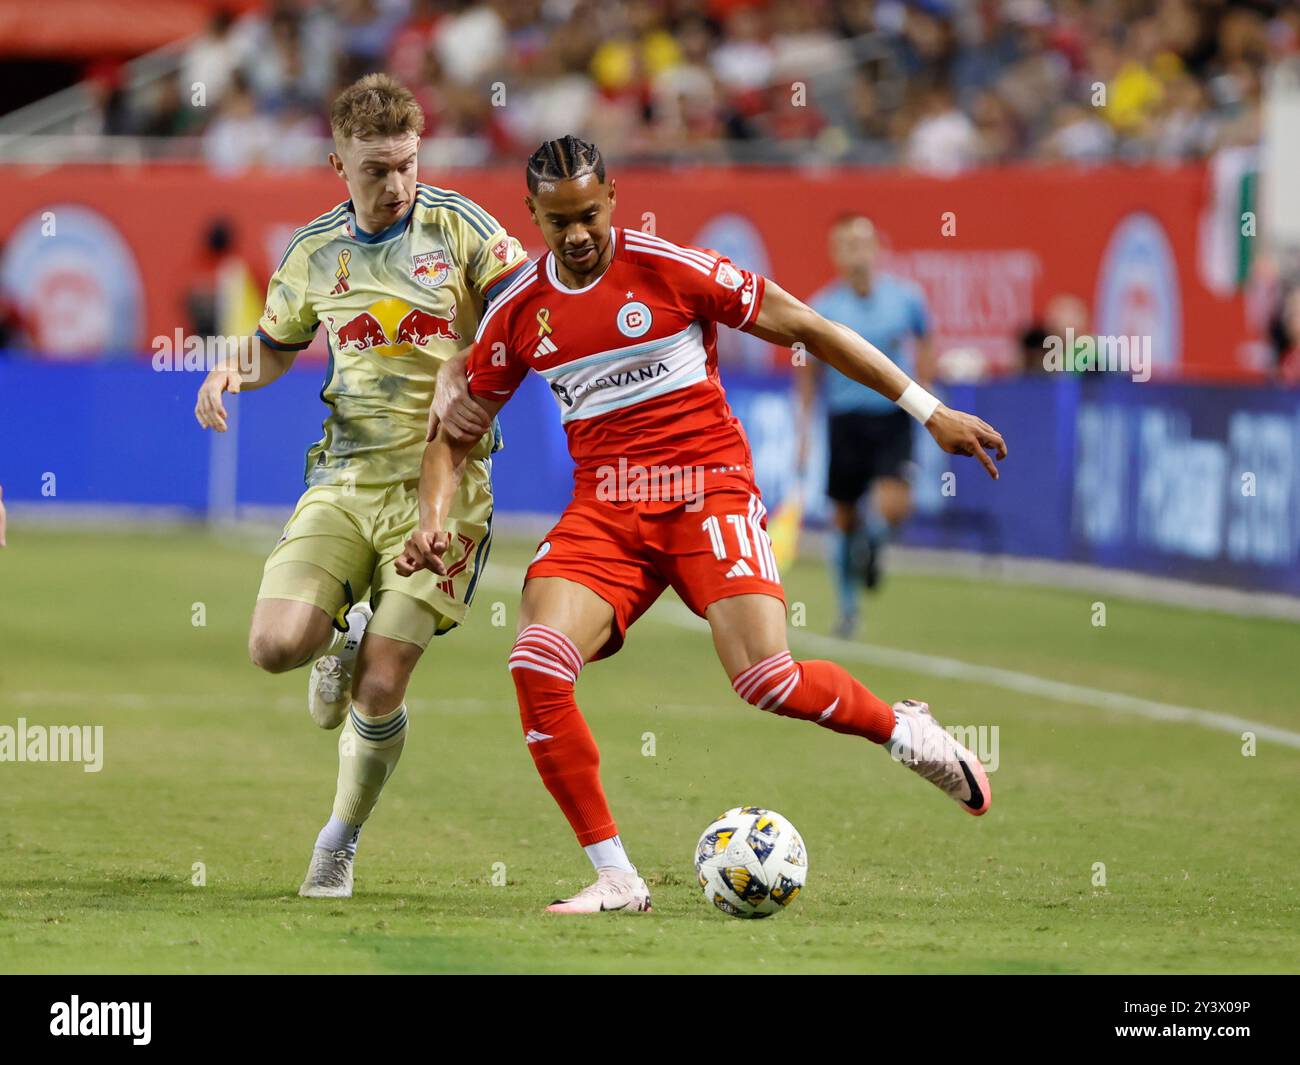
[546,868,654,915]
[887,699,991,816]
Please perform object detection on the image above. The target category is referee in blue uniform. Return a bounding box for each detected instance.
[798,214,934,637]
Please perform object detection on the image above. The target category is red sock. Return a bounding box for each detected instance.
[509,624,617,846]
[731,652,896,743]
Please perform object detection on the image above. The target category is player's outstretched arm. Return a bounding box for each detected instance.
[398,394,504,577]
[194,343,297,432]
[427,352,493,444]
[749,279,1008,479]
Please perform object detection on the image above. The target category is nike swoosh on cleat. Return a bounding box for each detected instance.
[599,899,632,912]
[957,757,986,812]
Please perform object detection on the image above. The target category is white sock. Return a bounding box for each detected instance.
[887,713,913,760]
[584,835,636,874]
[315,814,361,858]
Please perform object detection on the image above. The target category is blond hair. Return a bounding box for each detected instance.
[330,73,425,141]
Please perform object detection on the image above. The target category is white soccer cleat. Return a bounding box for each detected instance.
[546,868,653,915]
[307,602,371,729]
[887,699,991,816]
[298,846,354,898]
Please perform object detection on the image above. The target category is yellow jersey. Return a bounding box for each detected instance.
[256,183,529,487]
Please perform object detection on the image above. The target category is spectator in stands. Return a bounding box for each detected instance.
[32,0,1281,170]
[181,8,250,111]
[202,71,277,173]
[186,219,234,342]
[1039,100,1116,162]
[136,75,203,139]
[1018,293,1092,375]
[0,245,31,353]
[903,82,980,173]
[1269,285,1300,385]
[72,61,133,137]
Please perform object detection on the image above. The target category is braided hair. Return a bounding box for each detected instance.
[526,135,606,193]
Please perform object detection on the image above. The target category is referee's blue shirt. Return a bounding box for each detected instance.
[810,275,931,415]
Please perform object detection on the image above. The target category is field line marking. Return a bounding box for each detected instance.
[0,693,504,714]
[787,623,1300,750]
[482,565,1300,750]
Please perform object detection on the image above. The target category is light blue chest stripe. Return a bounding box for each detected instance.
[537,323,698,381]
[563,365,708,422]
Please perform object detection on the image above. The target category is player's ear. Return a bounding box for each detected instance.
[525,195,539,228]
[606,178,616,215]
[328,151,346,182]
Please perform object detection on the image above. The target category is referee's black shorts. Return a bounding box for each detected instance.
[826,408,914,504]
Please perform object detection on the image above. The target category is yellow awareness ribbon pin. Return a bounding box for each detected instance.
[536,308,552,337]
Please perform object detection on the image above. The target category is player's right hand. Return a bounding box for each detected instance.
[925,405,1008,480]
[195,367,242,432]
[396,528,451,577]
[428,353,492,444]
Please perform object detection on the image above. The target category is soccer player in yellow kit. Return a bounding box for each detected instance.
[194,75,527,898]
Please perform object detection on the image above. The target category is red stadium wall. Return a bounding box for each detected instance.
[0,0,264,58]
[0,163,1261,380]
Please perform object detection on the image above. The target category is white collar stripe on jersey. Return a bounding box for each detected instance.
[620,238,714,275]
[623,228,716,260]
[545,229,619,294]
[737,280,761,328]
[623,230,718,270]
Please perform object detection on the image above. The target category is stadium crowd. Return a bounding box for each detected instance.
[86,0,1291,170]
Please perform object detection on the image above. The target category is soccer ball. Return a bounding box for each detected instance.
[694,806,808,918]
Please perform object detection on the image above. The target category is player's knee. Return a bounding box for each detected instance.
[351,667,409,717]
[731,651,799,710]
[876,482,912,526]
[509,625,583,722]
[879,495,912,526]
[509,625,583,682]
[248,631,313,674]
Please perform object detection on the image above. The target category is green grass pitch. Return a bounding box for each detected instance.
[1,524,1297,973]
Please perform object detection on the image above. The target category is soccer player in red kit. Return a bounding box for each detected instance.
[399,136,1008,914]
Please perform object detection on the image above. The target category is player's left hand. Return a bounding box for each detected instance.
[0,483,7,547]
[428,358,492,444]
[395,528,451,577]
[925,405,1008,480]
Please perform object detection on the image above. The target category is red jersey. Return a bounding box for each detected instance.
[466,227,766,495]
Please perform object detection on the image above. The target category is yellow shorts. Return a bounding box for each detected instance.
[257,466,494,649]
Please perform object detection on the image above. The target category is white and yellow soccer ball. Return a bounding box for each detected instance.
[694,806,808,918]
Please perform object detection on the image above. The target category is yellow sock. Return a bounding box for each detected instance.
[332,704,408,826]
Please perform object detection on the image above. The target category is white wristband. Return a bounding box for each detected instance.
[897,381,940,424]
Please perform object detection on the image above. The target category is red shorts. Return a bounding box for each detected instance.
[526,475,786,660]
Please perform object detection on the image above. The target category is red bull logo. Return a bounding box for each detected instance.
[326,298,460,356]
[395,306,460,344]
[410,248,451,288]
[333,311,387,352]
